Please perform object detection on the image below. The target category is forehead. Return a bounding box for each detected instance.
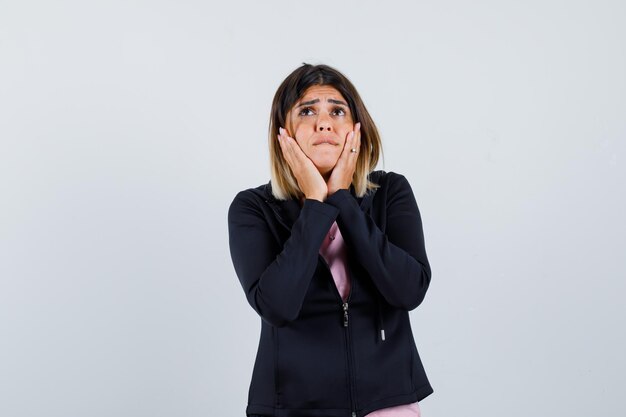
[299,85,345,102]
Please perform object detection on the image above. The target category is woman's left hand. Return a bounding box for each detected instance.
[327,122,361,196]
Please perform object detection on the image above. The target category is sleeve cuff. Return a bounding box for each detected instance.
[324,189,353,207]
[302,198,340,219]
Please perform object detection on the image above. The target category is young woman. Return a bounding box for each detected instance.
[228,64,433,417]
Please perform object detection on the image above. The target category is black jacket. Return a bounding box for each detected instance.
[228,170,433,417]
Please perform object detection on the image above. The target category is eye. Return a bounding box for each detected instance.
[298,107,315,116]
[331,106,347,116]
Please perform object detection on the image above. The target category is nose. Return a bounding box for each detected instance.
[316,114,332,132]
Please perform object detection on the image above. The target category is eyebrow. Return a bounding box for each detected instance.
[296,98,348,107]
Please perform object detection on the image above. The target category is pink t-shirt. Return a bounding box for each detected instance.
[319,221,421,417]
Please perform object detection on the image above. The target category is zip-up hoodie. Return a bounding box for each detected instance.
[228,170,433,417]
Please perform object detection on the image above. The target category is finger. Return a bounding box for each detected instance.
[347,130,357,159]
[279,128,300,160]
[277,128,290,159]
[346,123,360,159]
[286,133,313,167]
[279,128,313,177]
[353,122,361,156]
[337,124,359,174]
[278,128,299,169]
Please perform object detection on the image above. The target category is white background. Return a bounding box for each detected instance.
[1,1,624,416]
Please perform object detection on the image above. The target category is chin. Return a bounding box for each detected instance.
[313,159,339,174]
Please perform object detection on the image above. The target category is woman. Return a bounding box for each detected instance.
[228,64,433,417]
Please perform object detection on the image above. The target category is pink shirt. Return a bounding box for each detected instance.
[319,221,421,417]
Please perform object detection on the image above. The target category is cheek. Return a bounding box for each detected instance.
[292,122,312,142]
[292,126,305,144]
[338,125,353,142]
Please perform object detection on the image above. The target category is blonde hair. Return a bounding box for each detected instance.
[268,64,383,200]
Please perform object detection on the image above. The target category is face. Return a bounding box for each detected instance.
[286,85,355,177]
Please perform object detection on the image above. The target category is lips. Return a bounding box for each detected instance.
[313,137,338,146]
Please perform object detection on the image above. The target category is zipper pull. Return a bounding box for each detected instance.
[352,412,357,417]
[343,302,349,327]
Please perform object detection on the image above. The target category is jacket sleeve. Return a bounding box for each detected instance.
[228,191,339,327]
[324,172,432,310]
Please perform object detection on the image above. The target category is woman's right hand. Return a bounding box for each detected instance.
[278,127,328,202]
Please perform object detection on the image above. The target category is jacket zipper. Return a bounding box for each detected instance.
[319,255,358,417]
[343,301,358,417]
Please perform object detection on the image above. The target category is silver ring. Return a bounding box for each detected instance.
[350,148,357,153]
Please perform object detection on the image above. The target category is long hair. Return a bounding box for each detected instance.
[268,63,383,200]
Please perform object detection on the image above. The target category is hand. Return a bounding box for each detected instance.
[327,122,361,196]
[277,127,328,202]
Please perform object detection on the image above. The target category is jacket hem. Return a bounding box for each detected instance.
[246,384,434,417]
[358,383,434,416]
[247,403,349,417]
